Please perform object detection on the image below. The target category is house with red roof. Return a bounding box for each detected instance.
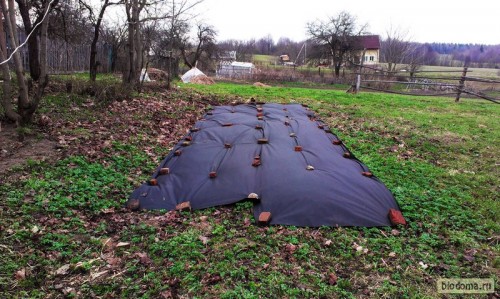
[355,35,381,65]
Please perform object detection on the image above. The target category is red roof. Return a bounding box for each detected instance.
[357,35,380,50]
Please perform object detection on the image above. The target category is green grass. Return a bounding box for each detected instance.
[252,54,276,65]
[419,65,500,79]
[51,72,121,83]
[1,82,499,298]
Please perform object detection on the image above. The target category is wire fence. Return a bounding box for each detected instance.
[8,39,113,74]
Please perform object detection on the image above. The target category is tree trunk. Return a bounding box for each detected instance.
[0,65,19,122]
[89,0,109,82]
[334,64,341,77]
[123,0,142,88]
[0,6,20,122]
[0,7,7,53]
[31,3,50,117]
[1,0,51,126]
[16,0,41,81]
[123,1,133,84]
[181,47,193,69]
[1,0,30,122]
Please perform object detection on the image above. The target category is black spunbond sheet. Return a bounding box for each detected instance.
[128,103,402,227]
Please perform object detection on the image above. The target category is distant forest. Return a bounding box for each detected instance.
[218,37,500,68]
[426,43,500,67]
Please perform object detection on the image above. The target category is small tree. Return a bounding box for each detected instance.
[306,11,366,77]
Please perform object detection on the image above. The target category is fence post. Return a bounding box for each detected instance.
[455,56,470,102]
[354,49,366,94]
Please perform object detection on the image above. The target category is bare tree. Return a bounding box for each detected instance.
[255,34,274,55]
[405,44,426,78]
[380,27,414,72]
[306,11,366,77]
[275,37,303,63]
[79,0,121,82]
[101,26,127,73]
[0,0,54,127]
[164,0,203,89]
[180,23,216,68]
[217,39,255,62]
[121,0,203,88]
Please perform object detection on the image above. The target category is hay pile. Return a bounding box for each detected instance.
[253,82,270,87]
[190,75,215,85]
[147,68,168,81]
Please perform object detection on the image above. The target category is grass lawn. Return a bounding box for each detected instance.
[252,54,276,65]
[1,81,498,298]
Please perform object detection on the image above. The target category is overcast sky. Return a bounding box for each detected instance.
[197,0,500,45]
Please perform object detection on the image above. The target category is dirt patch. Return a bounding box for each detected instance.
[431,131,468,146]
[0,122,60,175]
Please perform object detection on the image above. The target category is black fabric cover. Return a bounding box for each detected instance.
[128,103,401,227]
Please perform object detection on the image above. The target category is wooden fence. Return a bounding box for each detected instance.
[349,61,500,104]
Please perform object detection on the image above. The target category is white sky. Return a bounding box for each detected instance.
[197,0,500,45]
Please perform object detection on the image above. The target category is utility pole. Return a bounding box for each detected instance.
[304,41,306,65]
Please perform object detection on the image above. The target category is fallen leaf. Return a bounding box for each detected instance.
[285,244,297,253]
[391,229,400,236]
[15,268,26,280]
[106,257,122,267]
[91,270,108,280]
[63,287,76,295]
[31,225,39,234]
[160,290,172,298]
[55,264,71,276]
[463,255,475,262]
[199,236,209,245]
[75,258,98,270]
[101,208,115,214]
[137,252,152,265]
[418,261,428,270]
[328,273,338,285]
[116,242,130,248]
